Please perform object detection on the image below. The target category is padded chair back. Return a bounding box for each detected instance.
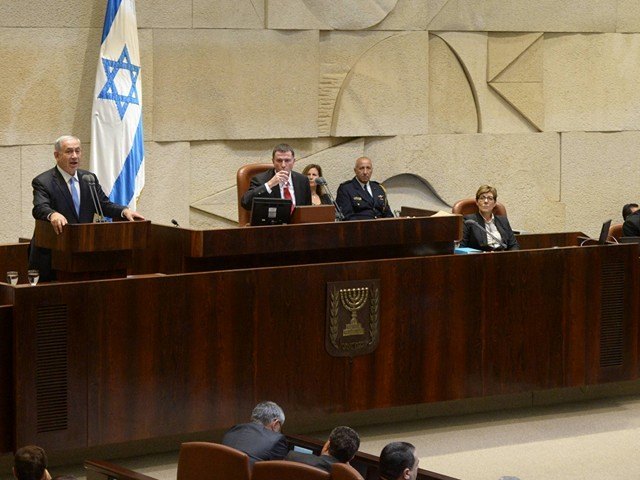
[252,460,330,480]
[609,223,623,241]
[236,163,273,226]
[451,198,507,216]
[177,442,251,480]
[331,463,364,480]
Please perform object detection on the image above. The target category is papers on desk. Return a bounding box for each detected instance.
[454,246,482,254]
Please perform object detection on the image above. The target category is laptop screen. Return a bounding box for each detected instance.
[598,219,612,245]
[250,197,292,226]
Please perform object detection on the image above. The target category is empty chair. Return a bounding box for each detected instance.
[331,463,364,480]
[177,442,250,480]
[252,460,330,480]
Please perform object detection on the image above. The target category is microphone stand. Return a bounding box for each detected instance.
[316,177,345,221]
[82,174,106,222]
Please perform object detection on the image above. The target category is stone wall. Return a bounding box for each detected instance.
[2,0,639,241]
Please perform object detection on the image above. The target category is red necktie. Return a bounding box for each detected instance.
[283,182,294,213]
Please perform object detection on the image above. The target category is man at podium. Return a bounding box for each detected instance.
[29,135,144,281]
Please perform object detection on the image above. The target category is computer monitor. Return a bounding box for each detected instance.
[598,219,612,245]
[250,197,292,226]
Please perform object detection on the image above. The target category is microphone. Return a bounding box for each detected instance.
[315,177,345,221]
[82,173,106,222]
[171,219,180,227]
[464,219,507,250]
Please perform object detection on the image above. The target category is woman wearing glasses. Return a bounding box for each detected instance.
[460,185,520,251]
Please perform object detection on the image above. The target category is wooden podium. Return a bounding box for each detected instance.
[34,220,150,281]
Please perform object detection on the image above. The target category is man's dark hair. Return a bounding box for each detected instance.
[379,442,416,480]
[14,445,47,480]
[272,143,295,159]
[327,426,360,463]
[622,203,638,220]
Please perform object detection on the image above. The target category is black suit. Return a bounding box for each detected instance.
[623,211,640,237]
[29,167,127,281]
[335,178,393,220]
[222,422,289,465]
[285,451,340,473]
[460,212,520,251]
[241,169,312,211]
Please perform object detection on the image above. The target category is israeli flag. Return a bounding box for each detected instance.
[90,0,144,209]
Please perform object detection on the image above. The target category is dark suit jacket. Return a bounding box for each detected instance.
[460,212,520,251]
[285,451,340,473]
[29,167,127,281]
[241,169,312,211]
[335,178,394,220]
[623,211,640,237]
[222,422,289,465]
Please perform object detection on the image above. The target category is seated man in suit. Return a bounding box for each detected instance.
[336,157,394,220]
[285,426,360,473]
[29,135,144,281]
[623,205,640,237]
[460,184,519,251]
[222,401,289,465]
[240,144,312,211]
[378,442,419,480]
[13,445,51,480]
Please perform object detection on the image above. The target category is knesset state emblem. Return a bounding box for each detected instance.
[326,279,380,357]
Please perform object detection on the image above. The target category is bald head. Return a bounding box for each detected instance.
[354,157,373,184]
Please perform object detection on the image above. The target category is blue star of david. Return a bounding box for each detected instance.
[98,45,140,120]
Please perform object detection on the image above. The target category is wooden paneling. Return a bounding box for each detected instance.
[0,305,13,453]
[9,241,638,452]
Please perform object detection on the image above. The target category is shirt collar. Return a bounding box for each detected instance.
[56,165,78,183]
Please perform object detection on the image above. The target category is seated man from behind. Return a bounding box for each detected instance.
[286,425,360,473]
[222,401,288,464]
[13,445,51,480]
[378,442,419,480]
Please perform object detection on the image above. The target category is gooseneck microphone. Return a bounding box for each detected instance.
[315,177,345,221]
[464,219,507,250]
[82,173,106,222]
[171,219,180,227]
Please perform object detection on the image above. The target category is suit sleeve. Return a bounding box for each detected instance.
[459,217,472,248]
[335,184,353,220]
[299,177,312,206]
[241,175,269,211]
[32,176,56,221]
[271,434,290,460]
[500,217,520,250]
[623,217,640,237]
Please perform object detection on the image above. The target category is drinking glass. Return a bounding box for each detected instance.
[6,271,18,285]
[27,270,39,286]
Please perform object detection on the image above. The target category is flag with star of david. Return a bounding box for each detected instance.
[90,0,144,209]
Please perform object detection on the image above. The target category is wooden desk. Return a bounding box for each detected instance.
[3,239,637,452]
[133,216,461,274]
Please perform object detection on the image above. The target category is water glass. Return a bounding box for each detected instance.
[6,271,18,285]
[27,270,40,286]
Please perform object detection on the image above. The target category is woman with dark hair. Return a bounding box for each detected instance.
[302,164,332,205]
[460,184,520,251]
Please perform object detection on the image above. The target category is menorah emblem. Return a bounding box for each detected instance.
[339,287,368,336]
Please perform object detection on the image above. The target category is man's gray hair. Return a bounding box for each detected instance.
[54,135,80,152]
[250,401,285,426]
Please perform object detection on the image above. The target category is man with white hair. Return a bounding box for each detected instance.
[222,401,288,465]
